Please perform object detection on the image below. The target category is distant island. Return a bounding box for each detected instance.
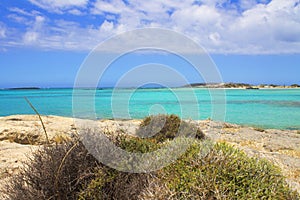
[184,83,300,89]
[7,87,41,90]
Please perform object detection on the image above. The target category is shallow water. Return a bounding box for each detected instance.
[0,88,299,130]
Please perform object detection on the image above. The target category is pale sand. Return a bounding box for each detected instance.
[0,115,299,194]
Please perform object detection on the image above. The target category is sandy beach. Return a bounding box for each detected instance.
[0,115,299,194]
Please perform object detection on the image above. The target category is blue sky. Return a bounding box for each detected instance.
[0,0,300,88]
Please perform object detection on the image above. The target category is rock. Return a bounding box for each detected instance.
[0,115,76,144]
[0,141,37,179]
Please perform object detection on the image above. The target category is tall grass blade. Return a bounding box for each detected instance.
[24,97,50,144]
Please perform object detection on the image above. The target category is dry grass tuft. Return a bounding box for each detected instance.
[52,133,72,144]
[1,141,98,200]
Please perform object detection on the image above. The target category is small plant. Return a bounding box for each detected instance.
[52,133,72,144]
[79,167,152,200]
[117,134,159,153]
[136,114,205,142]
[254,127,265,132]
[24,97,49,144]
[160,142,299,199]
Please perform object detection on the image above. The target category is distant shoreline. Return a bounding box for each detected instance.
[1,87,299,90]
[1,83,299,90]
[183,83,300,89]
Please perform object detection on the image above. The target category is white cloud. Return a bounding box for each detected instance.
[223,0,300,53]
[3,0,300,54]
[23,31,38,43]
[171,5,221,30]
[0,24,6,38]
[28,0,88,13]
[209,32,221,45]
[35,16,45,25]
[7,7,42,25]
[31,0,87,8]
[22,15,45,44]
[9,7,40,17]
[92,0,127,14]
[68,9,84,15]
[7,14,28,23]
[100,20,114,32]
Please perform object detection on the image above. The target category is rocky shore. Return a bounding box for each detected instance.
[185,82,300,89]
[0,115,299,194]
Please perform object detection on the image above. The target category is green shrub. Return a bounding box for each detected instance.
[79,167,152,200]
[79,139,299,199]
[161,141,299,199]
[136,114,205,142]
[116,134,160,153]
[78,134,166,200]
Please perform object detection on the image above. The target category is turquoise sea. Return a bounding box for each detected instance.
[0,88,299,130]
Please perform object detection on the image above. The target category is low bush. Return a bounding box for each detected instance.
[2,141,99,200]
[136,114,205,142]
[117,134,160,153]
[160,142,299,199]
[79,140,299,199]
[78,167,153,200]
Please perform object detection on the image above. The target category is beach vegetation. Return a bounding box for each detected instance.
[79,140,300,199]
[52,133,72,144]
[136,114,205,142]
[224,83,251,88]
[253,127,265,132]
[291,84,300,88]
[2,115,299,200]
[161,142,298,199]
[2,141,98,199]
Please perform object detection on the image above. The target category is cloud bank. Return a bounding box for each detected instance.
[1,0,300,54]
